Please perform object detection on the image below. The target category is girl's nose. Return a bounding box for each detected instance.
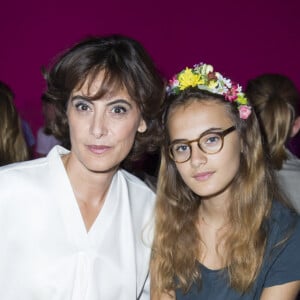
[189,144,207,168]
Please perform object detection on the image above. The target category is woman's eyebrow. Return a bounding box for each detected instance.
[106,99,133,108]
[70,94,133,107]
[70,95,92,102]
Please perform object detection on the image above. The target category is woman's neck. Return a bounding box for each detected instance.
[62,153,116,231]
[62,153,115,203]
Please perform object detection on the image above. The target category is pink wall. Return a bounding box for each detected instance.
[1,0,300,152]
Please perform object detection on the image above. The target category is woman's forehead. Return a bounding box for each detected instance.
[73,70,128,99]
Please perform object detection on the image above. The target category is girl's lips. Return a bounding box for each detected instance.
[87,145,111,155]
[193,171,214,181]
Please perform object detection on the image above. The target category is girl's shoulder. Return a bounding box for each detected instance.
[268,200,299,228]
[260,201,300,289]
[264,200,300,267]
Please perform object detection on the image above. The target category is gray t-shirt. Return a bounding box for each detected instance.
[176,201,300,299]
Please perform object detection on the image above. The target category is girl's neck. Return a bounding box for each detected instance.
[197,196,230,269]
[198,194,230,230]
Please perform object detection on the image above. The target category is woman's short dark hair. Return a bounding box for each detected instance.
[45,34,165,159]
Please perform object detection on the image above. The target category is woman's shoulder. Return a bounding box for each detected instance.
[0,145,64,182]
[118,168,156,195]
[0,156,47,176]
[116,169,156,215]
[117,169,156,245]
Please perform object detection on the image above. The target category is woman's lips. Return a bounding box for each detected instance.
[87,145,111,155]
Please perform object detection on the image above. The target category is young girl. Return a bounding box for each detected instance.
[151,63,300,299]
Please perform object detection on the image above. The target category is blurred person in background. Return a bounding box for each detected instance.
[35,93,61,157]
[0,80,35,158]
[246,74,300,213]
[0,81,29,165]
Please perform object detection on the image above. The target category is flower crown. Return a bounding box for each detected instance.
[166,63,252,119]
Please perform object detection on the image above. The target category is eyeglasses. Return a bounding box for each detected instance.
[168,126,236,163]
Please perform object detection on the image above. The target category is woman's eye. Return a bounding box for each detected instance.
[111,105,127,114]
[75,102,91,111]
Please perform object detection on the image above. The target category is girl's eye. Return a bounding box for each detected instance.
[174,144,189,153]
[203,134,221,145]
[111,105,127,114]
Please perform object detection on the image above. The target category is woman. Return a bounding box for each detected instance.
[0,35,164,299]
[151,63,300,299]
[245,74,300,213]
[0,81,29,165]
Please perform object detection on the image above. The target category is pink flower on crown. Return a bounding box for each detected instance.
[225,83,239,102]
[239,105,252,119]
[169,76,179,88]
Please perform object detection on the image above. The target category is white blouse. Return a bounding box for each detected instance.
[0,146,155,299]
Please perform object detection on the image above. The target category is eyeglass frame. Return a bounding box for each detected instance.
[168,126,236,163]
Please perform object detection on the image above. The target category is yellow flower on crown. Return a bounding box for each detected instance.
[178,68,202,90]
[207,78,218,89]
[236,94,248,105]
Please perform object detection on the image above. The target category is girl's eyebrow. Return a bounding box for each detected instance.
[170,127,224,143]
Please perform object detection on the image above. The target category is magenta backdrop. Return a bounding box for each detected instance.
[1,0,300,153]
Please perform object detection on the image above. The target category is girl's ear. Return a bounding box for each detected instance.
[290,116,300,137]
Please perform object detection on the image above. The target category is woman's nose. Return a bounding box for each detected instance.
[90,112,108,139]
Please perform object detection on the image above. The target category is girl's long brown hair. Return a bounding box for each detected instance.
[151,89,286,295]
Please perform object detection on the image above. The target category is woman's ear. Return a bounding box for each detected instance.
[137,119,147,133]
[290,116,300,137]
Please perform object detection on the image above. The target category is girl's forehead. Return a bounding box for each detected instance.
[167,101,233,138]
[169,100,228,120]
